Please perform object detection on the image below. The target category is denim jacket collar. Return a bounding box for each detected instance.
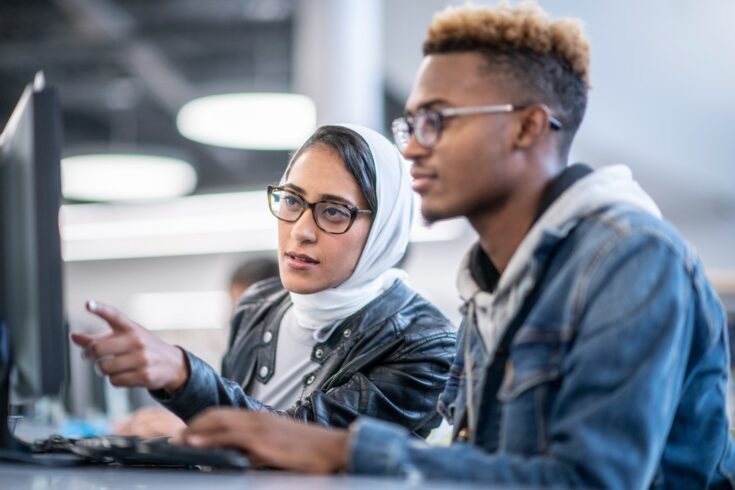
[457,164,662,355]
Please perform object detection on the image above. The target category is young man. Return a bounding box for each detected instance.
[177,3,735,487]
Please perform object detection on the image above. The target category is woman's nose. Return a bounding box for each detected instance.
[290,208,318,243]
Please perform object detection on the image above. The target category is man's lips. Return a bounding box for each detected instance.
[410,171,437,192]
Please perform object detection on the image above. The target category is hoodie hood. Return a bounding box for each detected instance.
[457,164,661,353]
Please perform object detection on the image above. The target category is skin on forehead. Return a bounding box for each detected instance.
[285,144,369,209]
[405,52,511,114]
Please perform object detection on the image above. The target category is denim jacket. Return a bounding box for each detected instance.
[349,165,735,489]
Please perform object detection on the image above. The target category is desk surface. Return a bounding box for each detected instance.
[0,463,516,490]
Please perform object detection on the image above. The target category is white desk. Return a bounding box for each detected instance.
[0,464,515,490]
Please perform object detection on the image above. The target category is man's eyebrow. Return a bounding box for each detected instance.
[283,184,356,206]
[405,98,450,115]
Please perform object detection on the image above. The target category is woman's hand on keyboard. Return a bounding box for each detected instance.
[70,300,190,394]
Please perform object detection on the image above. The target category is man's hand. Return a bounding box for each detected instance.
[114,407,187,438]
[70,300,189,393]
[177,408,350,473]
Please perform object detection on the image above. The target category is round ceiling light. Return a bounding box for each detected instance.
[62,154,197,202]
[176,93,317,150]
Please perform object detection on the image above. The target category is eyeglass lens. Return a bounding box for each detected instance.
[270,189,354,234]
[392,111,442,152]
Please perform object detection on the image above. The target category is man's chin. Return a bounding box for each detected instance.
[420,202,458,225]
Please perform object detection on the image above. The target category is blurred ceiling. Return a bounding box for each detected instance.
[1,0,733,270]
[0,0,297,196]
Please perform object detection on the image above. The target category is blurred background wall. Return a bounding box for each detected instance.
[1,0,733,419]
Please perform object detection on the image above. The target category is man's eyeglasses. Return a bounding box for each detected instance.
[391,103,563,153]
[267,186,372,235]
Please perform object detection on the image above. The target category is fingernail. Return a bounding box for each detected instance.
[87,300,97,312]
[93,362,103,376]
[187,435,202,446]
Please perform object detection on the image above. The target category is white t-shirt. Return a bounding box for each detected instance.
[248,308,327,410]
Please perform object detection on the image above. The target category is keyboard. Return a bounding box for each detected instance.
[31,434,251,470]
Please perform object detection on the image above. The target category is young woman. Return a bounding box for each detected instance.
[71,124,456,436]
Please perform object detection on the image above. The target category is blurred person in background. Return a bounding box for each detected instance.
[178,3,735,488]
[113,257,279,438]
[227,258,281,311]
[72,124,456,438]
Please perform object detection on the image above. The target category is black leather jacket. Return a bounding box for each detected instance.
[155,278,456,436]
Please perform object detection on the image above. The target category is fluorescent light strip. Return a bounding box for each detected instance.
[177,93,317,150]
[60,191,468,262]
[62,154,197,202]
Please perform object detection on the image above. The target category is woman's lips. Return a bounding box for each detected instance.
[285,252,320,271]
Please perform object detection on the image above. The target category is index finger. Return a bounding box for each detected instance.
[86,300,135,332]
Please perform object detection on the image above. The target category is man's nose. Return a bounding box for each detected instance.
[401,130,431,161]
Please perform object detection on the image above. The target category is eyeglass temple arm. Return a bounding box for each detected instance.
[439,104,515,117]
[441,104,563,130]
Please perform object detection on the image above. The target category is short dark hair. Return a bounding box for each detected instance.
[229,257,279,289]
[423,3,590,156]
[285,125,378,213]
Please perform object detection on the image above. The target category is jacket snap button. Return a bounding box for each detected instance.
[314,348,324,359]
[259,366,269,378]
[262,331,273,344]
[342,329,351,338]
[306,374,315,385]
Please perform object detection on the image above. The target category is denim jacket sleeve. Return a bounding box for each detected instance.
[437,319,465,424]
[349,232,729,488]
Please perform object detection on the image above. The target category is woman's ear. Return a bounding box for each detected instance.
[514,106,550,150]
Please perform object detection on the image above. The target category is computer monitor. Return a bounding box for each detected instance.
[0,72,66,453]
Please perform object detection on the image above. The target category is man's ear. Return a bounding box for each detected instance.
[514,106,550,149]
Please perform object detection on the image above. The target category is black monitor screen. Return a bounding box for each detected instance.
[0,73,66,409]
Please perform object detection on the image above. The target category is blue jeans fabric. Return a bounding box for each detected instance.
[349,205,735,489]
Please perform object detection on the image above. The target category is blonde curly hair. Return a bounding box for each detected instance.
[425,2,590,87]
[423,2,590,148]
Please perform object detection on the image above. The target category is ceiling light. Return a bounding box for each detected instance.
[61,154,197,202]
[176,93,317,150]
[59,191,469,262]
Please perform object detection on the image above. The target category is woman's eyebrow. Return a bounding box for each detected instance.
[283,183,356,206]
[283,183,306,194]
[319,193,355,206]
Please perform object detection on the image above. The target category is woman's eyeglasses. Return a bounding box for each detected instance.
[391,103,563,153]
[267,186,372,235]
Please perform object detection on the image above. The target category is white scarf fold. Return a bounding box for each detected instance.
[288,124,414,330]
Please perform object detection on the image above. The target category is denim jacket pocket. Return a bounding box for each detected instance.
[496,335,563,456]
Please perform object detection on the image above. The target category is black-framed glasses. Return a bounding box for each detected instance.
[391,103,563,153]
[267,185,372,235]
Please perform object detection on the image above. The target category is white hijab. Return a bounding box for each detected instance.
[287,124,414,330]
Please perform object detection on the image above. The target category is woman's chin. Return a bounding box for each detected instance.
[282,276,327,295]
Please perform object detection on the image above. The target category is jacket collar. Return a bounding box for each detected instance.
[461,163,593,299]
